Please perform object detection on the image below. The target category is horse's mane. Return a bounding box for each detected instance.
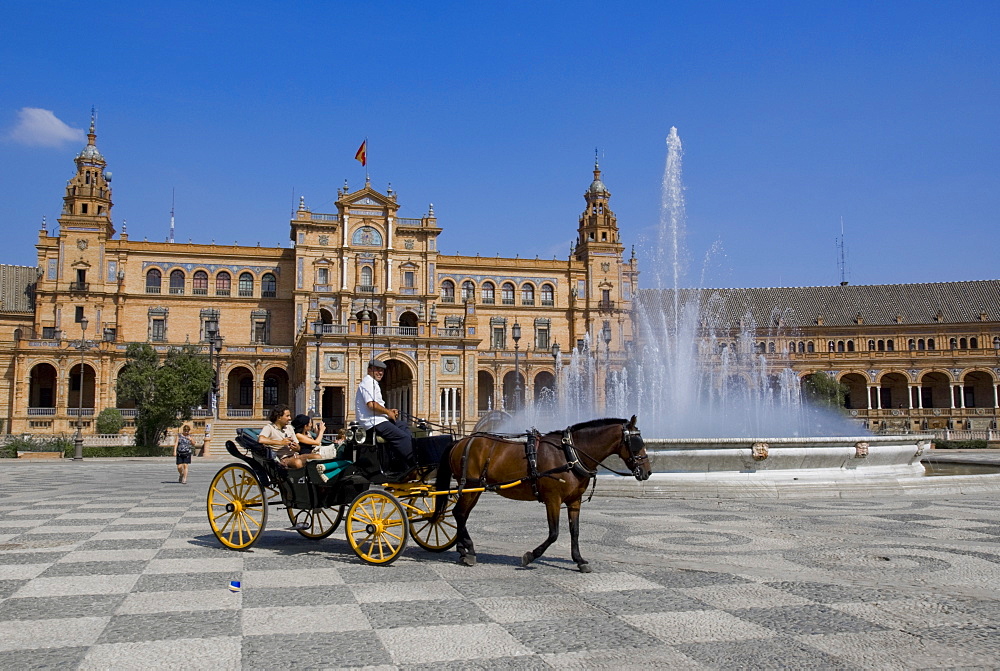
[564,417,627,433]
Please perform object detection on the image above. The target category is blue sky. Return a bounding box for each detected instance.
[2,1,997,288]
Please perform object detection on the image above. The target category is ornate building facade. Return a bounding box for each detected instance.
[0,120,637,438]
[0,120,997,440]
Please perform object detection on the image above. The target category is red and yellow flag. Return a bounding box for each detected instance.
[354,140,367,167]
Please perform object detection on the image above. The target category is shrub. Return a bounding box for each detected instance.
[96,408,125,435]
[933,439,987,450]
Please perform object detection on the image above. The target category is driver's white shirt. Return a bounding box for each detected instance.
[355,374,387,429]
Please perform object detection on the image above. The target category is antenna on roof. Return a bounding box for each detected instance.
[169,188,176,244]
[837,217,848,286]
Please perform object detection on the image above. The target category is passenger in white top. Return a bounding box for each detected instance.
[355,359,414,471]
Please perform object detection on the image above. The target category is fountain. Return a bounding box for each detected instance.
[496,128,999,497]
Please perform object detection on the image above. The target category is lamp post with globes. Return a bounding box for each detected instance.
[512,321,522,412]
[601,324,612,411]
[72,316,93,461]
[206,329,223,418]
[312,319,324,419]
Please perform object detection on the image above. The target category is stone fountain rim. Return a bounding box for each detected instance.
[643,434,933,446]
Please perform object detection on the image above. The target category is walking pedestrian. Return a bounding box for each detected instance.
[174,424,194,484]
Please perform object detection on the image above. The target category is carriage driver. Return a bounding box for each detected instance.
[355,359,416,471]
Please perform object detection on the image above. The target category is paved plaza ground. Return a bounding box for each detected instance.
[1,458,999,669]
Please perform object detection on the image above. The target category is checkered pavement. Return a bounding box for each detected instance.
[1,460,999,669]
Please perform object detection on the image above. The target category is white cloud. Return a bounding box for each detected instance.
[8,108,85,147]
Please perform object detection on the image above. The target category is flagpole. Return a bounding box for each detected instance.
[365,135,369,184]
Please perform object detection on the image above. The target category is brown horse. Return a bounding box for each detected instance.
[434,416,650,572]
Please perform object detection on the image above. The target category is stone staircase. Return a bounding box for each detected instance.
[203,417,263,457]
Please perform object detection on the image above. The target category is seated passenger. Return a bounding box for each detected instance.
[292,415,344,460]
[258,405,321,469]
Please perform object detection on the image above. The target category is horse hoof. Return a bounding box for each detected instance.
[458,555,476,567]
[578,563,593,573]
[521,551,534,567]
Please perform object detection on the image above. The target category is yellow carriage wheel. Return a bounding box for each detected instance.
[346,490,409,565]
[207,464,269,550]
[287,505,344,539]
[404,493,459,552]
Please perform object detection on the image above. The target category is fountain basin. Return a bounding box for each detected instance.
[596,434,1000,498]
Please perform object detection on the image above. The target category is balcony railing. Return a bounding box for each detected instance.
[67,408,96,417]
[238,289,253,297]
[27,407,56,416]
[440,296,455,303]
[502,298,515,305]
[117,409,138,417]
[541,299,554,307]
[70,282,90,292]
[193,287,208,295]
[145,286,161,294]
[372,326,419,336]
[356,285,375,294]
[318,324,349,335]
[216,289,231,296]
[482,297,495,304]
[262,290,276,298]
[226,409,253,418]
[442,327,463,337]
[598,299,616,311]
[522,299,535,306]
[169,287,184,295]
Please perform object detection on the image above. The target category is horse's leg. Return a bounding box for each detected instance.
[567,497,591,573]
[522,495,561,567]
[454,492,481,567]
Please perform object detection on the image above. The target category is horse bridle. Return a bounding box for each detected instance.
[565,423,648,479]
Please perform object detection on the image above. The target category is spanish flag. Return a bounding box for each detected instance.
[354,140,367,167]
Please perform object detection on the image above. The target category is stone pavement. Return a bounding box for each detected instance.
[1,460,999,669]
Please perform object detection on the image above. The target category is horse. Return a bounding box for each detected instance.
[434,415,650,572]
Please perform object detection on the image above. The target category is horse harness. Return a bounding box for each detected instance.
[456,423,643,501]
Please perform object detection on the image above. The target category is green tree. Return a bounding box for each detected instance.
[95,407,125,435]
[802,372,848,410]
[116,343,213,449]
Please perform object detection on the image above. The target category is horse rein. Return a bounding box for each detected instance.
[563,424,648,479]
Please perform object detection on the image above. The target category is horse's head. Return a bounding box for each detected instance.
[620,415,650,481]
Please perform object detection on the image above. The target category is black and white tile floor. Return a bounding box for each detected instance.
[1,460,999,669]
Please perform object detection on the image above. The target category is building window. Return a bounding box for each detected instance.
[541,283,554,306]
[806,341,814,353]
[798,342,805,353]
[847,341,854,352]
[42,326,56,339]
[239,378,253,406]
[403,271,415,289]
[521,284,535,306]
[482,282,495,304]
[927,338,935,350]
[262,273,277,297]
[75,306,84,323]
[360,266,373,288]
[501,282,515,305]
[169,269,185,295]
[200,308,220,342]
[263,377,279,407]
[440,279,455,303]
[251,310,270,344]
[886,339,894,351]
[462,281,475,302]
[151,319,166,341]
[145,269,162,294]
[216,271,231,296]
[534,319,550,351]
[907,339,914,350]
[971,337,978,348]
[193,271,208,295]
[238,272,254,297]
[317,267,329,287]
[492,326,505,349]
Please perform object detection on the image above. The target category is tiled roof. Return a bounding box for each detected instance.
[0,264,37,313]
[635,280,1000,328]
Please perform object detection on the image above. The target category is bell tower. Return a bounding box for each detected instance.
[59,109,115,239]
[573,156,622,261]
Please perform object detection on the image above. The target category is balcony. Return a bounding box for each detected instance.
[442,327,463,337]
[69,282,90,292]
[216,289,231,296]
[356,285,376,294]
[541,299,554,307]
[193,287,208,295]
[502,298,515,305]
[169,287,184,295]
[440,296,455,303]
[145,286,161,294]
[28,407,56,416]
[226,409,253,418]
[372,326,419,337]
[238,289,253,297]
[318,324,348,336]
[482,297,495,304]
[67,408,95,417]
[522,299,535,306]
[598,299,616,311]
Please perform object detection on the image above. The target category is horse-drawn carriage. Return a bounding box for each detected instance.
[207,416,650,571]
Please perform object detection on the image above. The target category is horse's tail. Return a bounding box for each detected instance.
[432,439,457,520]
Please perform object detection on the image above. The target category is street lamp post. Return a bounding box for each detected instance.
[512,321,522,412]
[207,330,223,418]
[72,317,89,461]
[551,342,560,411]
[312,320,324,419]
[601,325,612,411]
